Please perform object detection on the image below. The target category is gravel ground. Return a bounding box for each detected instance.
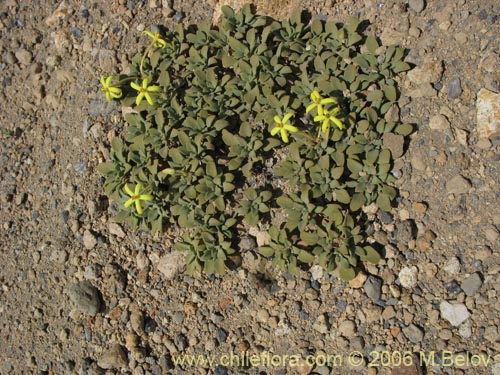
[0,0,499,374]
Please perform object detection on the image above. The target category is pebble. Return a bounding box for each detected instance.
[15,49,33,65]
[458,319,472,339]
[443,257,461,275]
[447,78,462,99]
[440,301,470,326]
[256,309,269,323]
[408,0,425,13]
[445,175,471,195]
[485,225,499,243]
[364,276,382,301]
[157,251,185,280]
[130,310,145,333]
[461,273,482,296]
[382,133,405,159]
[98,344,128,369]
[83,230,97,249]
[476,89,500,139]
[349,271,367,289]
[429,114,450,131]
[402,324,424,343]
[399,266,418,289]
[173,11,184,23]
[216,328,228,344]
[67,281,101,316]
[407,60,443,84]
[83,263,99,281]
[338,320,357,338]
[395,220,417,243]
[310,265,323,281]
[108,223,126,238]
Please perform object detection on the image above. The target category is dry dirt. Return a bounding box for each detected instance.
[0,0,499,375]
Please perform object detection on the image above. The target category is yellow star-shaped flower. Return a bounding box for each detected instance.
[143,30,168,49]
[270,113,299,143]
[130,78,161,106]
[314,107,343,133]
[306,90,337,116]
[100,76,122,101]
[124,183,153,215]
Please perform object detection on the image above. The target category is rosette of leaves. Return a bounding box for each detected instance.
[236,188,272,226]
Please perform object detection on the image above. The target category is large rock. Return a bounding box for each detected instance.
[476,89,499,139]
[440,301,470,326]
[157,251,185,280]
[67,281,101,316]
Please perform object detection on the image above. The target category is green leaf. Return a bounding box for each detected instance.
[395,123,413,136]
[339,266,356,281]
[297,250,314,264]
[376,193,392,212]
[350,193,365,211]
[97,162,115,175]
[364,246,381,264]
[345,16,360,33]
[335,189,351,204]
[300,231,319,246]
[259,246,274,257]
[365,35,379,53]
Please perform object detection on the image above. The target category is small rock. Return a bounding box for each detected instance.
[15,49,33,65]
[485,225,499,243]
[364,275,382,301]
[83,230,97,249]
[429,114,450,131]
[479,52,500,74]
[310,265,323,281]
[157,251,185,280]
[408,0,425,13]
[173,11,184,23]
[443,257,461,275]
[407,60,443,84]
[239,236,256,251]
[461,273,482,296]
[395,220,417,243]
[402,324,424,343]
[98,344,128,370]
[108,223,126,238]
[383,133,405,159]
[130,310,145,333]
[476,89,500,139]
[216,328,228,344]
[407,83,437,98]
[338,320,357,339]
[349,271,367,289]
[447,78,462,99]
[410,150,427,171]
[446,175,471,195]
[391,356,424,375]
[256,309,269,323]
[399,266,418,289]
[440,301,470,326]
[67,281,101,316]
[458,320,472,339]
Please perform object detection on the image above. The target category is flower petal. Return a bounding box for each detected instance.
[314,115,324,122]
[124,184,134,196]
[147,86,161,93]
[270,127,281,136]
[124,198,134,208]
[140,194,153,201]
[310,90,320,103]
[100,76,107,87]
[331,117,344,129]
[322,119,330,132]
[281,129,289,143]
[134,183,143,195]
[273,115,282,124]
[142,78,149,88]
[320,98,337,105]
[143,30,154,38]
[282,112,294,123]
[145,93,154,105]
[136,92,145,106]
[130,82,141,91]
[104,90,112,102]
[284,124,299,133]
[306,103,316,114]
[135,200,143,215]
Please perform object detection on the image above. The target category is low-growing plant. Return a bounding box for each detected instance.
[98,4,412,280]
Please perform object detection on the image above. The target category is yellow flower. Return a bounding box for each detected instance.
[306,90,337,116]
[100,76,122,101]
[143,30,167,49]
[124,183,153,215]
[130,78,161,106]
[270,113,299,143]
[314,107,344,133]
